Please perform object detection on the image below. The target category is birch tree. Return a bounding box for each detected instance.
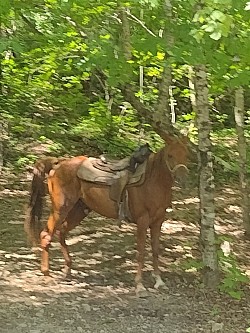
[234,87,250,236]
[194,65,219,288]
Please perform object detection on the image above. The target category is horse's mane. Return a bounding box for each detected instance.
[146,146,168,178]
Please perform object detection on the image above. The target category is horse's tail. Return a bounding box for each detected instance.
[24,157,61,245]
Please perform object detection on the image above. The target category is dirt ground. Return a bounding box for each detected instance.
[0,180,250,333]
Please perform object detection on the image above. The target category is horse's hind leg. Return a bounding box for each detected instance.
[41,209,70,276]
[57,200,91,278]
[135,215,149,297]
[57,230,72,278]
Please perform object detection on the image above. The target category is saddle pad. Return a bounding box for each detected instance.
[77,157,147,186]
[93,156,131,172]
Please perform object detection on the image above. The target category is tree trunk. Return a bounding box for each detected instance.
[194,64,219,288]
[234,86,250,236]
[0,121,3,174]
[120,7,132,61]
[153,0,174,131]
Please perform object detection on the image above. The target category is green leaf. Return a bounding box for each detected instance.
[0,0,11,15]
[210,31,222,40]
[203,22,216,33]
[210,10,226,22]
[228,290,243,300]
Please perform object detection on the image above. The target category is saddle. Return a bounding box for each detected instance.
[77,144,151,223]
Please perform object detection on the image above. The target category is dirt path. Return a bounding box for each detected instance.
[0,187,250,333]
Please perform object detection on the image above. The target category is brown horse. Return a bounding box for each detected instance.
[25,135,189,295]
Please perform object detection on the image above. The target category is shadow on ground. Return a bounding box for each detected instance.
[0,184,249,333]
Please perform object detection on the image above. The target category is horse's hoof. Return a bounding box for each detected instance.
[152,273,166,290]
[154,279,166,290]
[135,284,149,298]
[136,289,149,298]
[62,274,72,282]
[41,270,50,276]
[62,267,72,280]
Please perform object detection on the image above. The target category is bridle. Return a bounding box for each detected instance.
[164,139,189,175]
[166,161,189,175]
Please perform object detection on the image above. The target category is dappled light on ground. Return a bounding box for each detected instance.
[0,185,250,332]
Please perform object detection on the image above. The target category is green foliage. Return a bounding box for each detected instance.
[0,0,249,171]
[218,238,249,299]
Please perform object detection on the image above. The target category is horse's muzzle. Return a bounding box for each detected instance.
[173,165,189,186]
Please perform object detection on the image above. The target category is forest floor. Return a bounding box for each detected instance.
[0,174,250,333]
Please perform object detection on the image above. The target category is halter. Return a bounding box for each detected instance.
[165,139,189,175]
[166,161,189,175]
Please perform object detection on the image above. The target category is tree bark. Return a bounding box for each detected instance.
[120,7,132,61]
[194,64,219,288]
[234,87,250,236]
[153,0,174,131]
[121,0,175,139]
[0,121,3,174]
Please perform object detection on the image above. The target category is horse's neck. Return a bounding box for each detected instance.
[147,148,169,177]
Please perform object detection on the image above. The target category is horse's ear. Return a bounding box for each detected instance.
[162,134,175,145]
[181,135,189,144]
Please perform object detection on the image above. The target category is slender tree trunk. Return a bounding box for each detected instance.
[234,87,250,236]
[194,64,219,288]
[121,1,176,139]
[153,0,174,131]
[0,121,3,174]
[120,7,132,61]
[0,20,4,173]
[188,66,198,119]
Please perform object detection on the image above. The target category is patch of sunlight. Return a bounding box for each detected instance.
[92,251,103,258]
[4,253,37,259]
[0,189,29,197]
[215,223,243,236]
[92,231,112,238]
[125,250,135,255]
[185,267,197,273]
[89,269,101,274]
[220,240,231,256]
[84,258,101,265]
[183,246,193,251]
[222,188,237,194]
[92,216,107,221]
[120,224,135,231]
[165,245,184,253]
[113,255,122,259]
[67,235,93,245]
[172,197,199,205]
[184,253,194,258]
[216,196,226,201]
[226,205,241,213]
[245,270,250,278]
[161,221,183,234]
[8,220,23,225]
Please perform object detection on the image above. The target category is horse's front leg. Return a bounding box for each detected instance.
[150,219,165,290]
[135,215,149,297]
[40,210,68,276]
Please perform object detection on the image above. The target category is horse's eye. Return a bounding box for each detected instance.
[168,154,173,159]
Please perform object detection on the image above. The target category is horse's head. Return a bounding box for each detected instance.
[163,134,189,183]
